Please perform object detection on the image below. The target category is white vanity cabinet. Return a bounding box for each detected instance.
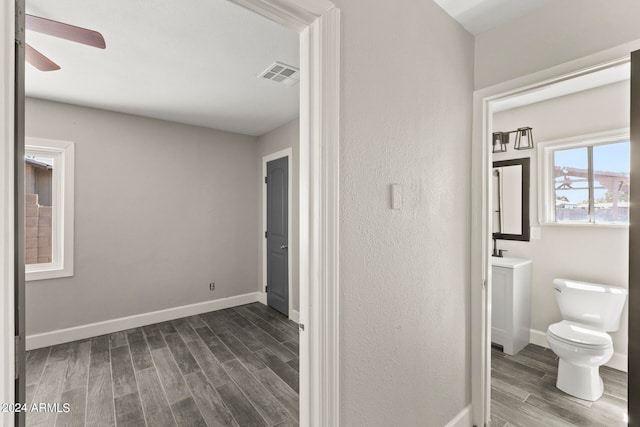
[491,257,532,355]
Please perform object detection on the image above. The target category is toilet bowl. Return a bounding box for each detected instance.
[546,279,627,401]
[546,320,613,400]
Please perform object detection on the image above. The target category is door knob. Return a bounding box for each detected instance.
[280,244,288,250]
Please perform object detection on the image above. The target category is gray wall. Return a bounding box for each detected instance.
[493,81,630,357]
[25,97,260,335]
[475,0,640,89]
[334,0,474,424]
[256,118,299,313]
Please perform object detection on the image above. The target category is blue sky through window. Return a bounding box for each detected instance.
[554,141,629,204]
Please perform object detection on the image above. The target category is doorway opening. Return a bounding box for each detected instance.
[472,55,634,426]
[7,0,340,425]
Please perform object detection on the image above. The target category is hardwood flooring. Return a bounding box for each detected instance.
[490,344,627,426]
[25,303,299,427]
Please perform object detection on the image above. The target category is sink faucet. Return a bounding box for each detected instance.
[492,237,508,257]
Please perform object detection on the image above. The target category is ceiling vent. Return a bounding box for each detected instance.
[258,62,300,86]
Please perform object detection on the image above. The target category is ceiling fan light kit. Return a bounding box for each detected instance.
[25,14,106,71]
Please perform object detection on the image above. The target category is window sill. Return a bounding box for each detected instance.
[538,222,628,229]
[26,265,73,281]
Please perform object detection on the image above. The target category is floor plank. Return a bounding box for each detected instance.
[126,329,154,371]
[216,381,268,427]
[109,345,137,398]
[255,348,299,393]
[63,340,91,392]
[142,324,167,351]
[172,318,200,343]
[85,364,115,427]
[223,359,290,425]
[114,392,146,427]
[184,371,238,427]
[136,367,176,427]
[163,333,200,375]
[170,397,207,427]
[217,331,266,372]
[194,326,236,363]
[185,339,231,386]
[109,332,127,349]
[150,348,191,405]
[89,336,110,367]
[28,360,68,427]
[55,387,86,427]
[250,329,296,362]
[25,347,51,387]
[253,367,300,422]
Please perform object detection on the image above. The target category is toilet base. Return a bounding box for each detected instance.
[556,359,604,401]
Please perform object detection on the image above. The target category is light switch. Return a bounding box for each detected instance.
[531,227,541,240]
[391,184,402,210]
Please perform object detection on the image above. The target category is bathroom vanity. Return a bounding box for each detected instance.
[491,256,532,355]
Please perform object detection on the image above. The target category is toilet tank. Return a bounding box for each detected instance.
[554,278,628,331]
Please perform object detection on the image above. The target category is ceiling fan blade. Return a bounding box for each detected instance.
[26,14,106,49]
[25,43,60,71]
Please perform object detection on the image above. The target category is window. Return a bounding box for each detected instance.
[538,130,629,225]
[25,138,74,281]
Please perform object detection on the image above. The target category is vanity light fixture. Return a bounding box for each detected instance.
[492,131,509,153]
[492,127,534,153]
[514,127,534,150]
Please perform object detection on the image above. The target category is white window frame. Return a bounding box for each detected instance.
[538,128,629,226]
[25,137,74,281]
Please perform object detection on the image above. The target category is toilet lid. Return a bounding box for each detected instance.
[548,321,612,349]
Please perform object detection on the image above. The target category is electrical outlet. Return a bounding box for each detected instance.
[209,282,215,291]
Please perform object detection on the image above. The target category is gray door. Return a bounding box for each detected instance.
[14,1,27,425]
[266,157,289,316]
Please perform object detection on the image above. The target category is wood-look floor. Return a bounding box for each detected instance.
[490,344,627,426]
[25,303,300,427]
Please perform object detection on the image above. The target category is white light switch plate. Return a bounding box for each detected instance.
[391,184,402,210]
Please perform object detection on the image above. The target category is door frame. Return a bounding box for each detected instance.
[262,148,294,320]
[1,0,341,426]
[471,41,640,426]
[1,1,16,425]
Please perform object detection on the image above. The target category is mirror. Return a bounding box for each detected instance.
[493,158,530,241]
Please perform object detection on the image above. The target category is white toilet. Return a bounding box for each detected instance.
[546,278,627,401]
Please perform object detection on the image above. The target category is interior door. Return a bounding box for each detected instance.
[629,49,640,426]
[266,157,289,316]
[14,0,26,425]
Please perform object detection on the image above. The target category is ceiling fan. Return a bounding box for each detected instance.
[25,14,106,72]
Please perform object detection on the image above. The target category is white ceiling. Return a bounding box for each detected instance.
[433,0,553,35]
[25,0,299,136]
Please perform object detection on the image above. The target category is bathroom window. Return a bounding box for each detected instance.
[538,130,629,225]
[25,137,75,281]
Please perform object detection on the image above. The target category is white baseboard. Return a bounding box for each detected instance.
[529,328,549,348]
[444,404,472,427]
[289,309,300,324]
[26,292,261,350]
[529,328,627,372]
[258,292,267,305]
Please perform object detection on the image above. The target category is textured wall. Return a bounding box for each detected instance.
[335,0,474,424]
[493,81,630,357]
[256,118,300,313]
[475,0,640,89]
[25,98,259,335]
